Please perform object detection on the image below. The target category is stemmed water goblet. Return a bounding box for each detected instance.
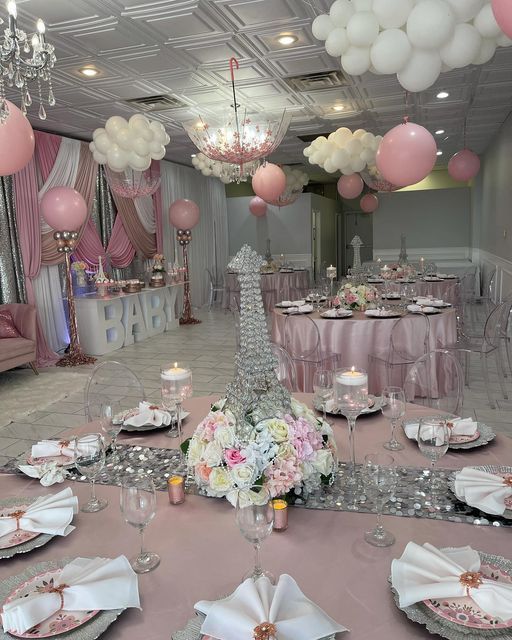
[120,475,160,574]
[161,363,193,454]
[362,453,398,547]
[382,386,406,451]
[75,433,108,513]
[313,369,333,424]
[417,417,450,511]
[235,485,274,583]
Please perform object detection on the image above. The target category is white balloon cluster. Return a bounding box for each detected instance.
[191,153,258,184]
[270,165,310,205]
[312,0,512,92]
[303,127,382,175]
[90,115,170,172]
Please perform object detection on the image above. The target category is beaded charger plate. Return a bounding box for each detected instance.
[0,497,53,560]
[449,466,512,520]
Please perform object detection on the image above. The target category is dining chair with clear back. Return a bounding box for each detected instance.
[271,342,298,392]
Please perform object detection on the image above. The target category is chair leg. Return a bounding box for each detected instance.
[506,337,512,378]
[480,354,495,409]
[29,361,39,376]
[495,350,509,400]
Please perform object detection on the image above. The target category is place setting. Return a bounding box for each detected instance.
[403,415,496,451]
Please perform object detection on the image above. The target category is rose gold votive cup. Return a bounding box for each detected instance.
[272,499,288,531]
[168,475,185,505]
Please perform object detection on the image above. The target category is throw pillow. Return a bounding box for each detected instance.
[0,309,21,338]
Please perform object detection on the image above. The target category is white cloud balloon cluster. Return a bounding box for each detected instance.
[303,127,382,175]
[90,115,170,172]
[312,0,512,92]
[282,165,309,193]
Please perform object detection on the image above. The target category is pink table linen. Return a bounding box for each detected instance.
[2,394,511,640]
[223,271,309,312]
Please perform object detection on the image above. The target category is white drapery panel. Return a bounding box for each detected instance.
[160,161,229,307]
[134,194,156,234]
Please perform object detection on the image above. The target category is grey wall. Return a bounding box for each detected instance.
[373,188,471,250]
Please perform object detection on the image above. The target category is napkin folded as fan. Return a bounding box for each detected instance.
[404,417,477,443]
[123,401,171,428]
[0,488,77,538]
[31,439,77,459]
[195,574,347,640]
[1,555,140,634]
[392,542,512,622]
[454,467,512,515]
[18,461,68,486]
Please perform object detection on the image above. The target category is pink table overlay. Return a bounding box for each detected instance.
[223,271,309,312]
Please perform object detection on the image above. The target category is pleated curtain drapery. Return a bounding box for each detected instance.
[0,176,26,305]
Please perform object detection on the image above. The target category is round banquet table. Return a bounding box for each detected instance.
[271,307,458,394]
[2,394,511,640]
[223,270,309,312]
[372,278,458,300]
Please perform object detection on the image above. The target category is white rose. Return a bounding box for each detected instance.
[312,449,334,476]
[230,463,257,489]
[187,437,204,466]
[290,398,316,424]
[278,442,296,459]
[208,467,233,494]
[215,425,235,448]
[267,419,289,444]
[202,441,223,467]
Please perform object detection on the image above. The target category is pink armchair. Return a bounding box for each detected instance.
[0,303,38,374]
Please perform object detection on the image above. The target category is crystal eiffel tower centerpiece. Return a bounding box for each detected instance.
[224,245,291,441]
[350,235,363,272]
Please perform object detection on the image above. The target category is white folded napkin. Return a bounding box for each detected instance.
[455,467,512,516]
[195,574,347,640]
[323,309,351,318]
[1,556,140,634]
[18,461,68,487]
[280,300,294,307]
[31,439,77,459]
[415,297,432,305]
[123,401,171,428]
[291,299,306,306]
[404,418,477,444]
[407,304,435,313]
[392,542,512,622]
[0,488,77,538]
[298,304,314,313]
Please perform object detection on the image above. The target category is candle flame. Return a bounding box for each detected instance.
[174,362,178,368]
[351,366,355,373]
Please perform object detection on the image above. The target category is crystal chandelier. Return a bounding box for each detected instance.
[105,167,161,199]
[0,0,56,122]
[183,58,291,169]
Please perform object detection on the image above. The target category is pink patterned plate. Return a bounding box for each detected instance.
[0,503,39,550]
[449,431,480,445]
[423,562,512,630]
[26,455,74,468]
[4,568,99,638]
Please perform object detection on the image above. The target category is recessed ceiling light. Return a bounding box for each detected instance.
[436,150,443,156]
[79,67,99,77]
[333,104,345,112]
[277,33,298,46]
[436,91,449,99]
[435,129,445,135]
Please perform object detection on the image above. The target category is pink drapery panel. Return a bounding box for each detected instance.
[111,189,156,258]
[152,160,164,254]
[34,131,61,182]
[74,216,135,268]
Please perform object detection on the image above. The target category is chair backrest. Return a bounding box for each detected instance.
[390,313,430,362]
[271,343,297,392]
[483,300,511,349]
[404,349,464,416]
[284,313,321,361]
[482,267,497,302]
[84,360,146,421]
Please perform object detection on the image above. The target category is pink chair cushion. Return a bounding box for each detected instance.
[0,309,20,338]
[0,337,35,359]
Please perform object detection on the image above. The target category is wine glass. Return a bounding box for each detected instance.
[120,475,160,574]
[382,386,406,451]
[313,369,333,424]
[75,433,108,513]
[161,363,193,449]
[235,485,274,583]
[98,400,122,465]
[417,418,450,511]
[362,453,398,547]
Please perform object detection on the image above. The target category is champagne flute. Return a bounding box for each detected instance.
[98,400,122,465]
[120,476,160,574]
[362,453,398,547]
[417,418,450,511]
[382,386,406,451]
[75,433,108,513]
[235,485,274,583]
[313,369,333,424]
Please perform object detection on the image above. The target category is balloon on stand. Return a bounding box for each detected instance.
[492,0,512,38]
[169,199,200,230]
[249,196,268,217]
[448,149,481,182]
[251,163,286,202]
[360,193,379,213]
[337,173,364,199]
[0,101,35,176]
[40,187,88,231]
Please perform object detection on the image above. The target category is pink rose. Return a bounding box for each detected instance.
[224,448,247,468]
[333,296,341,307]
[345,292,358,304]
[196,462,213,483]
[365,290,375,301]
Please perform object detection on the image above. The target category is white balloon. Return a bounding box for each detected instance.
[220,175,231,184]
[323,158,337,173]
[150,140,163,155]
[94,133,110,155]
[341,46,371,75]
[361,148,375,163]
[444,0,482,23]
[352,0,372,10]
[203,168,212,176]
[329,0,354,27]
[162,133,171,146]
[107,147,129,172]
[441,62,453,71]
[309,156,318,165]
[361,132,375,148]
[397,49,442,92]
[129,151,151,172]
[312,14,334,40]
[373,0,413,29]
[115,128,132,151]
[132,136,149,157]
[191,156,199,166]
[93,151,107,165]
[496,33,512,47]
[407,0,455,49]
[346,12,380,47]
[473,4,501,38]
[129,114,150,129]
[212,165,222,177]
[105,116,128,136]
[473,37,496,64]
[370,28,411,74]
[325,27,349,56]
[441,23,481,68]
[332,148,349,168]
[303,146,312,158]
[350,157,366,173]
[353,129,366,139]
[341,165,356,175]
[140,127,153,143]
[346,138,362,155]
[92,127,105,141]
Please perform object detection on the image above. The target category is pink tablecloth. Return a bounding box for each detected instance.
[223,270,309,312]
[2,394,511,640]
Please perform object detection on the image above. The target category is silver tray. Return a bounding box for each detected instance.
[403,418,495,450]
[0,558,124,640]
[449,465,512,520]
[0,496,53,560]
[314,395,385,417]
[390,550,512,640]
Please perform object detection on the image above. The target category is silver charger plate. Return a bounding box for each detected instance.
[315,395,385,416]
[402,418,495,450]
[0,496,53,560]
[390,551,512,640]
[448,465,512,520]
[0,558,124,640]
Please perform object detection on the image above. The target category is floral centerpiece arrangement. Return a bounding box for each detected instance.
[71,261,88,287]
[335,282,377,311]
[381,263,417,280]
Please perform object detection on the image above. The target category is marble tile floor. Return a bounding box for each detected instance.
[0,304,510,469]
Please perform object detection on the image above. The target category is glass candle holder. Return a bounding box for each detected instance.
[161,362,193,445]
[272,499,288,532]
[168,475,185,505]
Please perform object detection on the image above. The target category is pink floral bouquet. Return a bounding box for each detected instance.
[336,282,377,311]
[185,397,336,505]
[381,263,417,280]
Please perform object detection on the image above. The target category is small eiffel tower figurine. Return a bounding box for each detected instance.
[224,245,291,441]
[350,235,363,272]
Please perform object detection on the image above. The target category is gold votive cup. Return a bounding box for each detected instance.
[168,475,185,505]
[272,499,288,531]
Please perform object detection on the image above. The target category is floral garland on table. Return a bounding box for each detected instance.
[380,264,417,280]
[335,282,377,311]
[185,397,336,506]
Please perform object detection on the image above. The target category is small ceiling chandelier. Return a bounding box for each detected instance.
[0,0,56,122]
[183,58,291,169]
[105,166,161,199]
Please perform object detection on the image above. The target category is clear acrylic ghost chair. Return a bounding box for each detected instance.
[271,342,298,392]
[403,349,464,416]
[474,267,497,323]
[205,267,224,310]
[85,360,146,421]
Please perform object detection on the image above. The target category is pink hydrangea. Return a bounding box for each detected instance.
[224,448,247,468]
[290,417,322,460]
[200,417,219,442]
[264,457,302,497]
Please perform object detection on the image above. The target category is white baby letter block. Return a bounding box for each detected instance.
[122,294,148,345]
[140,289,167,338]
[75,297,125,356]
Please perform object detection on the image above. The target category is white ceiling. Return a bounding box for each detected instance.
[9,0,512,171]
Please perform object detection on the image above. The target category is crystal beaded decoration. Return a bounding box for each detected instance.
[224,245,291,441]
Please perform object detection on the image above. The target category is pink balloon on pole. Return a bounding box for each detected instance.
[249,196,267,217]
[0,100,35,176]
[40,187,87,231]
[169,199,200,230]
[251,163,286,202]
[492,0,512,38]
[376,122,437,187]
[448,149,480,182]
[337,174,364,199]
[360,193,379,213]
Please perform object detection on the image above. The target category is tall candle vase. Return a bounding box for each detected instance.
[177,230,201,326]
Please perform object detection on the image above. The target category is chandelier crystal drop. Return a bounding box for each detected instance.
[0,0,56,123]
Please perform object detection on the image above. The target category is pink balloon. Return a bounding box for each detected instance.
[337,174,364,199]
[249,196,267,217]
[448,149,480,182]
[252,163,286,202]
[40,187,87,231]
[0,100,35,176]
[376,122,437,187]
[360,193,379,213]
[492,0,512,38]
[169,199,200,230]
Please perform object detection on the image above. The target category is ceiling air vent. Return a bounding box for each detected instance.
[285,70,347,93]
[124,94,186,112]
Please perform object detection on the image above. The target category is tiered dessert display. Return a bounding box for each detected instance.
[150,254,166,288]
[93,257,114,297]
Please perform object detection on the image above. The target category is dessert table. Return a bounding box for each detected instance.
[223,270,309,312]
[1,394,511,640]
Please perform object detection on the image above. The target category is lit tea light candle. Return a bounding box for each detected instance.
[168,475,185,505]
[336,367,368,386]
[326,265,337,280]
[161,362,191,381]
[272,499,288,531]
[381,264,390,272]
